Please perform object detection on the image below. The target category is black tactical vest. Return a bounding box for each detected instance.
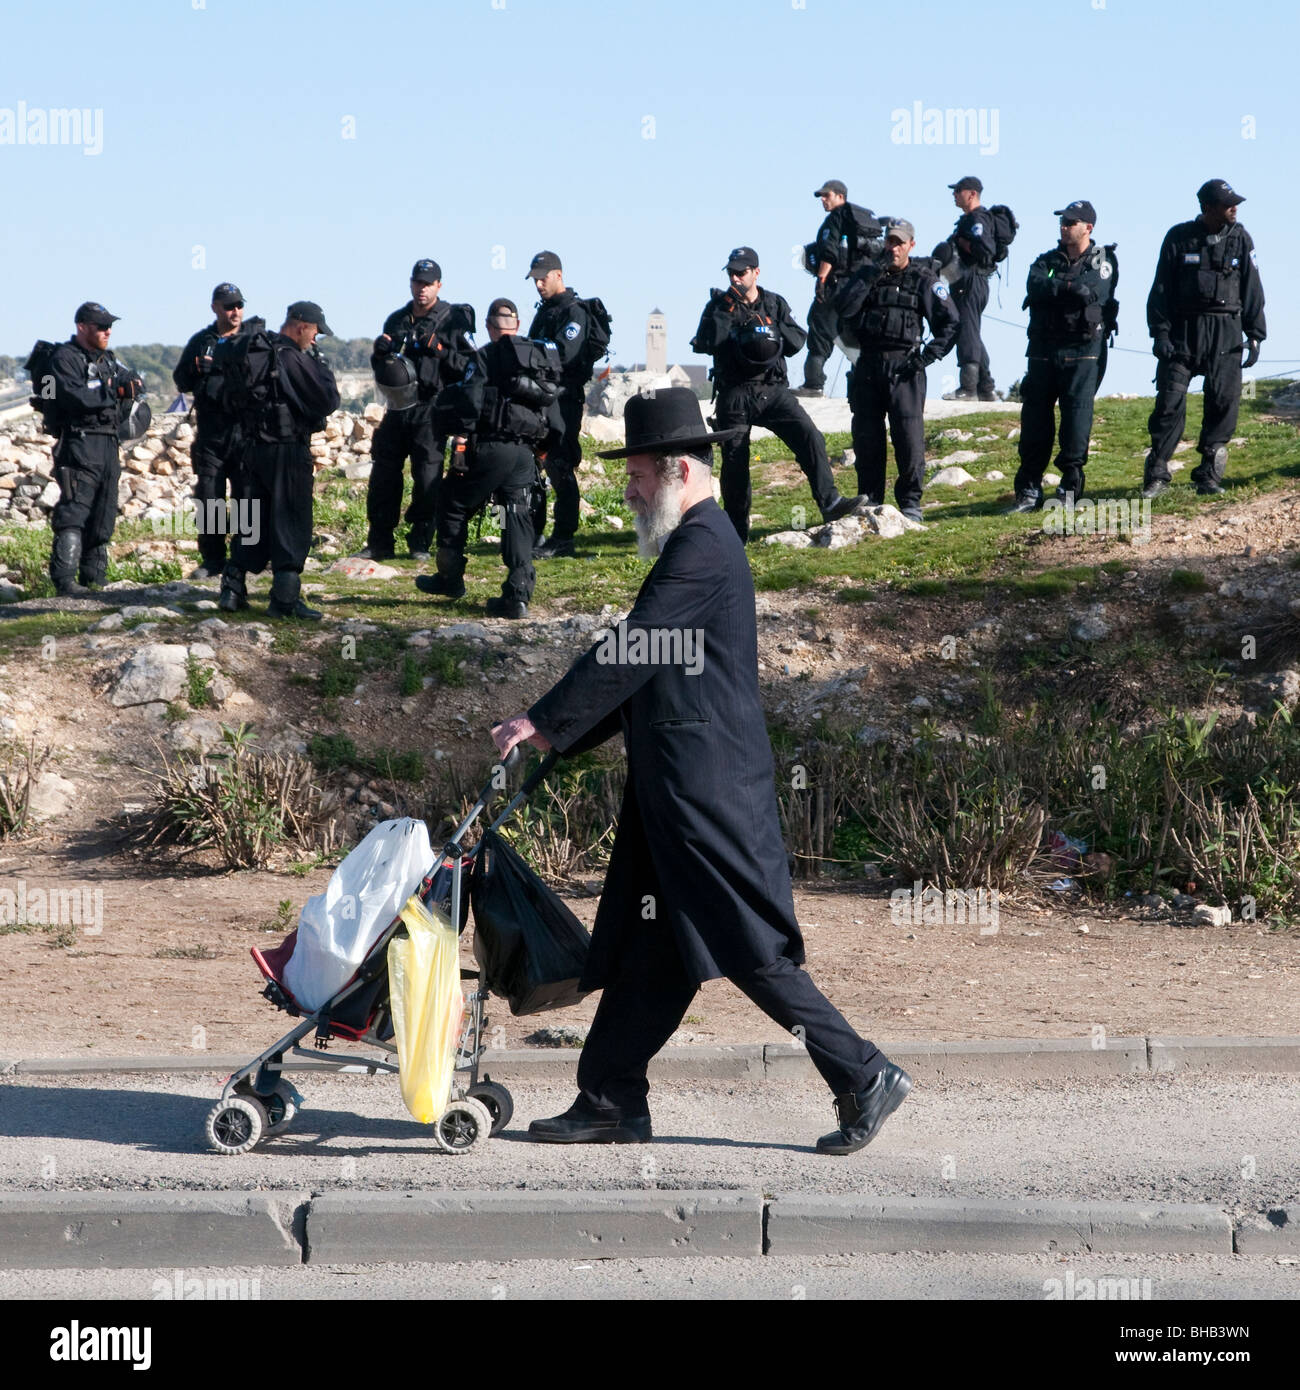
[859,268,926,348]
[1173,226,1246,315]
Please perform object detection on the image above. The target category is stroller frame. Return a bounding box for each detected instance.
[204,748,558,1156]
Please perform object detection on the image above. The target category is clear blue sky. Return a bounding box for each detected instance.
[2,0,1297,396]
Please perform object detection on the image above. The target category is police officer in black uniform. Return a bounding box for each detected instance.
[218,302,340,620]
[796,179,887,398]
[361,259,476,560]
[42,302,142,597]
[691,247,860,543]
[1141,179,1266,499]
[173,282,257,579]
[414,298,562,619]
[942,175,999,402]
[1007,202,1119,512]
[525,251,598,559]
[834,222,960,522]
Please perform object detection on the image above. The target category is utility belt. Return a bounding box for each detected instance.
[59,421,119,441]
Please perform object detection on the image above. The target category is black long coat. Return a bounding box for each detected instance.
[528,497,804,989]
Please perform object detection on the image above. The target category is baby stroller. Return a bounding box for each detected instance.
[203,747,572,1156]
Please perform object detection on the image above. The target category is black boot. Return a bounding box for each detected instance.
[217,563,249,612]
[1141,453,1171,500]
[267,569,322,620]
[80,542,109,590]
[943,364,981,402]
[50,529,90,598]
[1192,445,1227,495]
[821,493,864,524]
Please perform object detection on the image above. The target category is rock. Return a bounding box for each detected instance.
[208,675,233,704]
[524,1025,588,1048]
[327,556,398,580]
[604,515,624,530]
[168,717,225,754]
[910,695,933,711]
[120,605,183,622]
[983,470,1005,481]
[91,614,124,632]
[940,429,973,442]
[193,600,219,611]
[400,697,420,715]
[188,643,217,660]
[26,771,78,822]
[929,466,975,487]
[344,460,372,481]
[762,530,815,549]
[196,617,228,634]
[39,480,62,508]
[855,724,892,745]
[438,622,490,640]
[1171,893,1197,911]
[1070,605,1110,642]
[363,404,385,423]
[109,643,190,707]
[1253,669,1300,710]
[1191,904,1232,927]
[817,516,868,550]
[240,625,275,650]
[1043,472,1061,486]
[1137,892,1164,909]
[941,450,982,466]
[0,581,23,602]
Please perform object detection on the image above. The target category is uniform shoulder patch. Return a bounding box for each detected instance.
[1250,249,1259,266]
[1098,261,1112,279]
[463,331,477,349]
[971,223,984,236]
[933,281,950,299]
[564,321,581,340]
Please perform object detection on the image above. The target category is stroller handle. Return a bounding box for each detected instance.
[449,747,560,848]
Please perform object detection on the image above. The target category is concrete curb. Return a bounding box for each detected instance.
[0,1191,1270,1267]
[765,1196,1234,1256]
[308,1190,763,1264]
[0,1191,306,1269]
[7,1036,1299,1081]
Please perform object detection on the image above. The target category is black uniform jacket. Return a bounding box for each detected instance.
[528,498,805,989]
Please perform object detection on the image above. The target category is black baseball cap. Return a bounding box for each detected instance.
[527,251,562,280]
[75,302,119,328]
[949,175,983,193]
[411,259,442,284]
[725,246,760,272]
[211,282,243,307]
[285,300,334,335]
[814,179,848,198]
[1054,200,1097,225]
[487,297,519,320]
[1197,178,1244,208]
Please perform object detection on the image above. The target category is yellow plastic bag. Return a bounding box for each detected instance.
[388,895,464,1124]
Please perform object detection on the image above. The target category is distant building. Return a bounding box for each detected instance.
[646,308,667,376]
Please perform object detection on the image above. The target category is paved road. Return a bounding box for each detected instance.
[2,1070,1297,1208]
[1,1251,1295,1301]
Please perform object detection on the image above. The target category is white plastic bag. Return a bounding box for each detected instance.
[283,818,432,1012]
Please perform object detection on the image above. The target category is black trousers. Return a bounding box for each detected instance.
[367,400,445,552]
[803,292,840,390]
[230,440,314,576]
[191,434,241,571]
[1013,345,1102,495]
[533,389,582,542]
[436,438,536,602]
[847,354,927,510]
[51,431,120,585]
[952,269,993,388]
[714,380,838,542]
[1145,315,1243,481]
[575,907,885,1115]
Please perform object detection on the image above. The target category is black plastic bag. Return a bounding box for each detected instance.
[469,830,591,1016]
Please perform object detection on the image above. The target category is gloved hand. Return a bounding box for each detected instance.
[1153,337,1177,363]
[900,348,927,381]
[814,277,828,303]
[1243,338,1261,369]
[116,373,142,399]
[197,354,214,375]
[374,334,395,356]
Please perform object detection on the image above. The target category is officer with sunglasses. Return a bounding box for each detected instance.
[173,282,261,578]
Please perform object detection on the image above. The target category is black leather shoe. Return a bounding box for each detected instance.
[1004,492,1043,514]
[1140,479,1168,500]
[534,535,576,559]
[529,1104,652,1144]
[792,386,824,398]
[408,549,431,563]
[267,597,323,621]
[357,544,396,561]
[1194,480,1225,496]
[821,494,862,524]
[485,595,528,620]
[816,1063,913,1155]
[414,574,466,599]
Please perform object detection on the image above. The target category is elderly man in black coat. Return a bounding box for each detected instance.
[492,388,911,1154]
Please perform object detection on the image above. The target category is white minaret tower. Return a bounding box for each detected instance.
[646,308,667,377]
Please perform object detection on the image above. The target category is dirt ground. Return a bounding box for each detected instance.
[0,841,1295,1058]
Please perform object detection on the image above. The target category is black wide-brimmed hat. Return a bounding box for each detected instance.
[597,387,738,460]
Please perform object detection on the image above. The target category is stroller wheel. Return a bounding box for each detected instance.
[433,1096,493,1155]
[205,1095,266,1155]
[468,1081,514,1136]
[262,1081,300,1136]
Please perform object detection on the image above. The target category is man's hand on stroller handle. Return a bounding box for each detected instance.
[492,715,553,759]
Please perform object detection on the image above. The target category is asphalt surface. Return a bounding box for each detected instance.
[2,1070,1297,1209]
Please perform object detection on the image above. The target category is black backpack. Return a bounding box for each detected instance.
[987,204,1019,263]
[572,296,612,373]
[214,317,275,427]
[24,340,61,432]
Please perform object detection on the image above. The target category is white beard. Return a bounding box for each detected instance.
[634,475,687,557]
